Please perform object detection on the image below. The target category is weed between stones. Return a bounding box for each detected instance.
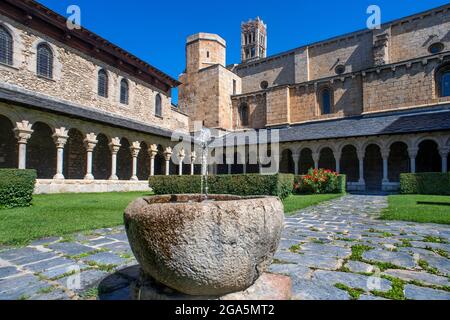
[334,283,365,300]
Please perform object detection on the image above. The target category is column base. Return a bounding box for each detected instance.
[382,182,400,192]
[347,181,366,192]
[109,175,119,181]
[130,176,139,181]
[53,174,65,180]
[84,174,94,181]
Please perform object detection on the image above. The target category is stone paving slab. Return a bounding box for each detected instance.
[404,285,450,300]
[47,243,95,256]
[383,269,449,287]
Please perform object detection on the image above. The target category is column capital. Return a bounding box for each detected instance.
[148,144,159,159]
[130,141,141,158]
[380,147,390,160]
[408,147,419,158]
[52,127,69,149]
[311,152,320,162]
[291,152,301,162]
[439,147,449,158]
[357,150,365,160]
[178,148,186,160]
[109,137,121,154]
[191,151,197,162]
[83,133,98,152]
[14,120,34,144]
[164,146,173,161]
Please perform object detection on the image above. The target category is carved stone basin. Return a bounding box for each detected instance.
[124,194,284,296]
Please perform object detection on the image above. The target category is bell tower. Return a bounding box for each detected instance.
[241,17,267,63]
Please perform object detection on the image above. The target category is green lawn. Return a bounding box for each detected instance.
[381,195,450,225]
[0,192,149,246]
[283,194,344,215]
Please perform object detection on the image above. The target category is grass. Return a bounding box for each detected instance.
[381,195,450,225]
[283,193,344,215]
[0,192,150,246]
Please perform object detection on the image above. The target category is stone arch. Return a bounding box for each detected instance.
[340,144,359,182]
[63,128,86,179]
[137,141,150,180]
[117,138,132,180]
[154,145,164,175]
[280,149,294,174]
[318,147,336,171]
[231,151,244,174]
[27,122,56,179]
[299,148,314,174]
[388,141,410,182]
[0,115,17,168]
[364,144,383,191]
[417,139,441,173]
[93,133,111,180]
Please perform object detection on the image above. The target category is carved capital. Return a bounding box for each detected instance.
[130,141,141,158]
[52,127,69,149]
[163,146,173,161]
[148,144,159,159]
[109,137,122,154]
[191,151,197,162]
[178,148,186,160]
[83,133,98,152]
[408,147,419,159]
[14,120,34,144]
[439,147,449,158]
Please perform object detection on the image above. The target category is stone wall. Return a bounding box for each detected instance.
[232,94,266,129]
[0,14,189,133]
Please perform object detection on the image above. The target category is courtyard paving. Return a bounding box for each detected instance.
[0,194,449,300]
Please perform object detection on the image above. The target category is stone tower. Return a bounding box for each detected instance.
[241,17,267,63]
[185,33,226,74]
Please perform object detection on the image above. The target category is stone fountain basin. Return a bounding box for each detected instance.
[124,194,284,296]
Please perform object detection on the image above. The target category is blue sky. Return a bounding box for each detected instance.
[39,0,449,102]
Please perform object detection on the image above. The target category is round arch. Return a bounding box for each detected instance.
[417,140,441,173]
[137,142,150,180]
[299,148,314,174]
[27,122,56,179]
[117,138,132,180]
[388,141,410,182]
[318,147,336,171]
[63,128,86,179]
[92,133,111,180]
[280,149,294,174]
[364,144,383,191]
[340,144,359,182]
[0,115,17,168]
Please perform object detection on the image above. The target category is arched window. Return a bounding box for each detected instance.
[36,43,53,79]
[436,64,450,98]
[239,103,249,126]
[155,94,162,117]
[98,69,108,98]
[0,25,13,66]
[320,87,332,114]
[120,79,129,104]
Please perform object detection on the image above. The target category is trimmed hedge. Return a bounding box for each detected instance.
[400,173,450,195]
[294,174,347,194]
[0,169,37,209]
[149,174,295,199]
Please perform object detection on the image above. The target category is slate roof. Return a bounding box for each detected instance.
[0,83,188,140]
[212,105,450,146]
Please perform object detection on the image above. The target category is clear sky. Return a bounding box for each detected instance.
[38,0,449,102]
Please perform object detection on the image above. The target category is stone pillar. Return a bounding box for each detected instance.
[130,142,141,181]
[381,148,390,184]
[439,147,449,173]
[109,138,121,180]
[83,133,98,180]
[243,163,247,174]
[190,152,196,176]
[408,147,418,174]
[312,152,320,170]
[357,150,365,185]
[334,151,342,174]
[163,147,173,176]
[52,128,69,180]
[178,148,186,176]
[148,144,158,176]
[13,121,33,170]
[292,152,301,175]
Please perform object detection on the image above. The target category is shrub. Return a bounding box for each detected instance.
[0,169,37,209]
[294,169,346,194]
[400,173,450,195]
[149,174,294,199]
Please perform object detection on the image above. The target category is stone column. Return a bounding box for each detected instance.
[292,152,301,175]
[148,144,158,176]
[190,152,196,176]
[109,138,121,180]
[163,147,173,176]
[408,147,418,174]
[178,148,186,176]
[381,148,390,184]
[130,142,141,181]
[334,151,342,173]
[312,152,320,170]
[13,121,33,170]
[52,128,69,180]
[83,133,98,180]
[357,150,365,184]
[439,147,449,173]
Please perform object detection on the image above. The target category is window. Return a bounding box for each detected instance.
[335,64,345,75]
[207,51,210,58]
[120,79,129,104]
[260,81,269,90]
[320,88,332,114]
[233,80,237,95]
[436,64,450,98]
[97,69,108,98]
[155,94,162,117]
[239,103,249,126]
[36,43,53,79]
[428,42,444,54]
[0,25,13,66]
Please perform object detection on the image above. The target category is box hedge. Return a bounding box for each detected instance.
[294,174,346,194]
[149,174,295,199]
[400,172,450,195]
[0,169,37,209]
